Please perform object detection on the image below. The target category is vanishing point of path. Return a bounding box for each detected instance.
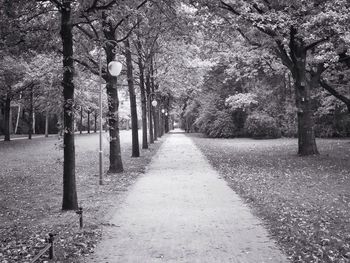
[87,130,288,263]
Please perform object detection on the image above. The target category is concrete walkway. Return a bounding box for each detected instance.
[87,131,288,263]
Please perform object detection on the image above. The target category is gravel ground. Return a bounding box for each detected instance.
[190,134,350,263]
[0,130,163,262]
[87,131,288,263]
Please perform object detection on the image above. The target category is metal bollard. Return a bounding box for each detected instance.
[76,207,83,229]
[48,233,55,259]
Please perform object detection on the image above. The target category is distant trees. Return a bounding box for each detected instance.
[181,0,350,154]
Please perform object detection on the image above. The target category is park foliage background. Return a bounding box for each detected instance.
[0,0,350,262]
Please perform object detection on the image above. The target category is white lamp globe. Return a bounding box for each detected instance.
[151,100,158,107]
[108,61,122,76]
[165,112,168,116]
[161,109,165,114]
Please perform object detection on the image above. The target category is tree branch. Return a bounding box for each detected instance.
[220,1,240,15]
[319,78,350,112]
[305,36,331,51]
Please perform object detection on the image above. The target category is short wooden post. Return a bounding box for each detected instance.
[48,233,55,259]
[76,207,83,229]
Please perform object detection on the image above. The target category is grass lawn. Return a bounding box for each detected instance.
[0,131,163,262]
[190,134,350,263]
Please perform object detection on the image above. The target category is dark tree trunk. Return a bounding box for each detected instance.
[4,94,11,141]
[165,114,169,133]
[60,0,78,210]
[137,41,148,149]
[94,110,97,133]
[125,39,140,157]
[102,12,123,173]
[106,78,123,173]
[87,110,90,134]
[79,107,83,134]
[150,63,158,141]
[289,34,318,155]
[153,106,159,139]
[28,84,34,140]
[146,73,154,144]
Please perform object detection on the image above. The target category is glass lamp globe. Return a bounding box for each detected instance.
[161,109,165,114]
[108,61,122,76]
[151,100,158,107]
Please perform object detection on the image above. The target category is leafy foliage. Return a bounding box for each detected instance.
[245,112,281,139]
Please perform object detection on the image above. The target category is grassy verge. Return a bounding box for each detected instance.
[0,131,163,262]
[190,134,350,263]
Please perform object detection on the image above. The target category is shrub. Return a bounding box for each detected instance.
[245,112,281,139]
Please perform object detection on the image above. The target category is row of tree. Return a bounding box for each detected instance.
[2,0,350,209]
[0,0,196,210]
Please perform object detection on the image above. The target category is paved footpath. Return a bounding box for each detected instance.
[87,131,288,263]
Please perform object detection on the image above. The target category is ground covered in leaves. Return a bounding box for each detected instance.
[190,134,350,263]
[0,131,163,263]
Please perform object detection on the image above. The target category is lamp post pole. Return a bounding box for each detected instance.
[98,40,122,185]
[147,91,158,144]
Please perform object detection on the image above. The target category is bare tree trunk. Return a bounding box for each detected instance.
[45,110,49,137]
[146,73,154,144]
[79,107,83,134]
[4,94,11,141]
[87,110,90,134]
[94,110,97,133]
[14,92,22,134]
[28,84,34,140]
[125,38,140,157]
[60,0,78,210]
[107,78,123,173]
[290,43,318,155]
[137,42,148,149]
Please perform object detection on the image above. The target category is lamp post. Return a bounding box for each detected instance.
[98,40,122,185]
[147,91,158,144]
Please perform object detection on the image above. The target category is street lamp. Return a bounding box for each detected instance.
[148,92,159,143]
[98,40,122,185]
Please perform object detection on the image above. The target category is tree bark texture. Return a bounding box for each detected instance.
[87,110,90,134]
[60,1,78,210]
[4,94,11,141]
[146,73,154,143]
[79,107,83,134]
[28,84,34,140]
[103,12,123,173]
[125,38,140,157]
[94,111,97,133]
[137,44,148,149]
[288,32,318,155]
[106,78,123,173]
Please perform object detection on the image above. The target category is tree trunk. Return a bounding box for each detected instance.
[291,46,318,155]
[137,43,148,149]
[14,92,22,134]
[146,73,154,144]
[28,84,34,140]
[106,78,123,173]
[4,94,11,141]
[102,11,123,173]
[153,107,159,140]
[79,107,83,134]
[87,110,90,134]
[60,0,78,210]
[45,110,49,137]
[125,39,140,157]
[94,110,97,133]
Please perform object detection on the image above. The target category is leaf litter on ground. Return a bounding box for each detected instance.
[0,131,164,262]
[190,134,350,263]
